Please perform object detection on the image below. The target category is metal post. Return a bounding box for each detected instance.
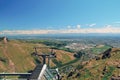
[42,55,46,64]
[48,57,50,68]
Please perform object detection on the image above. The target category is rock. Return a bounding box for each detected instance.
[102,48,112,59]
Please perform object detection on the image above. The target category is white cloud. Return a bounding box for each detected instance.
[1,30,58,35]
[76,24,81,29]
[105,25,112,28]
[1,26,120,35]
[89,23,96,27]
[67,25,71,29]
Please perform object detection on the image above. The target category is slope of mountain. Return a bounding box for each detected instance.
[0,38,119,80]
[0,40,75,73]
[62,48,120,80]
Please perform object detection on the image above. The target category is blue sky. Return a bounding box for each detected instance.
[0,0,120,34]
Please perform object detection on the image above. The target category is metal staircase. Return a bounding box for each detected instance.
[29,64,56,80]
[29,64,43,79]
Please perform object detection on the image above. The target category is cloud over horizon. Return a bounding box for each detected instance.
[0,26,120,35]
[89,23,96,27]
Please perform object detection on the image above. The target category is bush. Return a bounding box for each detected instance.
[0,57,7,63]
[0,37,4,41]
[102,66,115,80]
[52,59,62,67]
[74,51,85,58]
[60,48,74,53]
[76,64,84,70]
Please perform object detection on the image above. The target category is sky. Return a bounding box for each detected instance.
[0,0,120,35]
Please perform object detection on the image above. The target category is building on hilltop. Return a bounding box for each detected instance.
[3,36,8,44]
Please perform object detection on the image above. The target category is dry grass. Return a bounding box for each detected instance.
[0,40,74,72]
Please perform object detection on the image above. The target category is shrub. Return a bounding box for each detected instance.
[52,59,62,67]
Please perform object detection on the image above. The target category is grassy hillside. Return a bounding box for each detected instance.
[0,40,75,73]
[0,39,119,80]
[62,48,120,80]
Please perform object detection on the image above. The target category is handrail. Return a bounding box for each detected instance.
[0,73,31,76]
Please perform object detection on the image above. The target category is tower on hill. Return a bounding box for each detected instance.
[3,36,8,44]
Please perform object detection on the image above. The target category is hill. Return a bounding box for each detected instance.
[0,40,75,73]
[0,38,119,80]
[62,48,120,80]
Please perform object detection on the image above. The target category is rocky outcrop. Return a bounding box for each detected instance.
[102,48,112,59]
